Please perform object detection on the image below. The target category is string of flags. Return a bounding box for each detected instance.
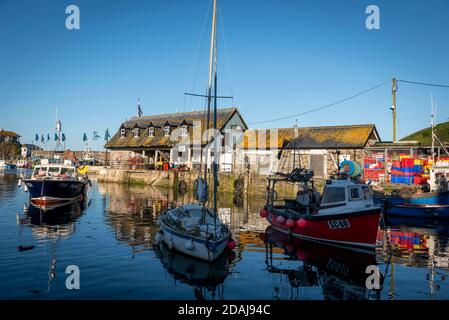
[34,129,110,144]
[82,129,112,142]
[35,132,66,144]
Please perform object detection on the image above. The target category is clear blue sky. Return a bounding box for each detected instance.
[1,0,449,150]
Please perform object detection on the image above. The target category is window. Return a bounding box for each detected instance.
[362,186,372,201]
[133,128,139,138]
[148,127,154,137]
[180,125,188,136]
[34,167,47,176]
[48,167,60,175]
[164,126,171,136]
[349,187,362,201]
[61,168,75,176]
[120,128,126,138]
[310,154,325,178]
[321,187,346,204]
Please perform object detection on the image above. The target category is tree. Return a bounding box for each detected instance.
[0,142,20,159]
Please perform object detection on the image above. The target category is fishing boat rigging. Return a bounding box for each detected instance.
[260,160,382,250]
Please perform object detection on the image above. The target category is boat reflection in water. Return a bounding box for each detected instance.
[21,199,87,239]
[154,242,235,300]
[261,226,383,300]
[18,199,87,292]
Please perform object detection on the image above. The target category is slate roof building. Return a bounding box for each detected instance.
[242,124,380,176]
[0,129,21,144]
[105,108,248,171]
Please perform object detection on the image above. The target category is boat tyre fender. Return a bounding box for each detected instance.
[233,178,244,192]
[178,180,187,192]
[233,195,243,208]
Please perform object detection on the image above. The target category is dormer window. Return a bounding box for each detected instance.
[120,128,126,138]
[148,127,155,137]
[180,125,188,136]
[133,128,140,138]
[164,126,171,137]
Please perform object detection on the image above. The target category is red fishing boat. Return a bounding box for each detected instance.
[260,168,381,250]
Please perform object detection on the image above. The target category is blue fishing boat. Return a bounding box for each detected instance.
[375,164,449,218]
[381,201,449,219]
[20,162,90,205]
[0,160,16,170]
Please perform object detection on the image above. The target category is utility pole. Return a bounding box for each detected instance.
[293,119,298,169]
[431,94,435,163]
[391,78,397,142]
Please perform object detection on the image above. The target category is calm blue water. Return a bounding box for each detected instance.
[1,171,449,300]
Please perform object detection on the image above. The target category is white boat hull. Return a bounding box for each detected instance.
[159,222,229,262]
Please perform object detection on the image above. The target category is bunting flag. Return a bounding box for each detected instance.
[62,133,66,142]
[54,133,59,141]
[41,134,45,143]
[104,128,111,141]
[137,98,143,117]
[93,131,101,140]
[47,133,50,141]
[83,133,88,142]
[35,134,39,142]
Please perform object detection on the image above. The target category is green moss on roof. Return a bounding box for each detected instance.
[243,124,379,150]
[0,129,20,137]
[105,108,242,149]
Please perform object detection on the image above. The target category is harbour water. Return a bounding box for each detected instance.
[1,171,449,300]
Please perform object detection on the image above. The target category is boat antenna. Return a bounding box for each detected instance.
[55,107,63,152]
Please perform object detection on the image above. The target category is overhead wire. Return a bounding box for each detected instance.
[248,79,391,125]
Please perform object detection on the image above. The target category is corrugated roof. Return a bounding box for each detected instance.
[243,124,379,150]
[105,108,246,149]
[0,129,21,138]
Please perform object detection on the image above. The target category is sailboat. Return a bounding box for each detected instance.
[156,0,233,261]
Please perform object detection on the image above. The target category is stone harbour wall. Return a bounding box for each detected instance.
[93,168,306,197]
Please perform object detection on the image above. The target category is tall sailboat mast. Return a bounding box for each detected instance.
[204,0,218,182]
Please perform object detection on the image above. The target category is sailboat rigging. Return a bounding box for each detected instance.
[155,0,234,262]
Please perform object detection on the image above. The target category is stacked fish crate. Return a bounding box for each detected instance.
[363,155,385,181]
[390,155,427,185]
